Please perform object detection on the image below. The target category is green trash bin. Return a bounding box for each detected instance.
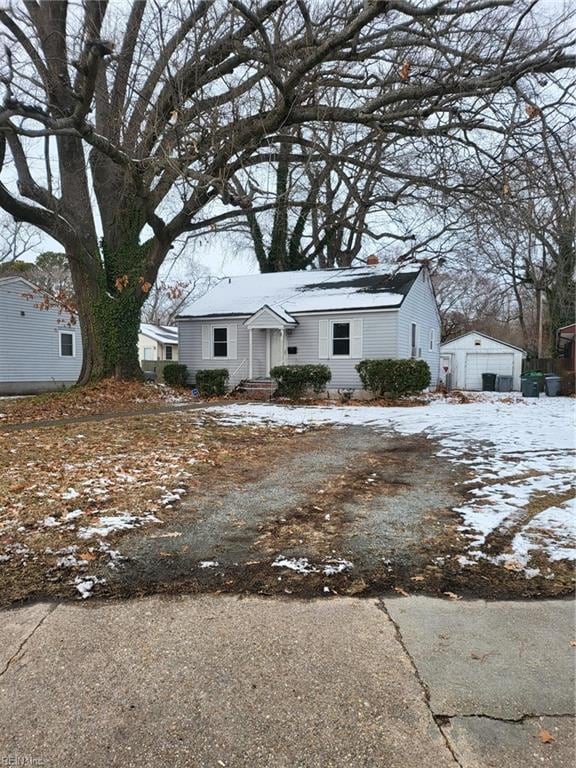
[521,371,543,398]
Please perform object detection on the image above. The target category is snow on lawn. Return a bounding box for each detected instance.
[77,512,161,539]
[213,396,575,572]
[272,556,354,575]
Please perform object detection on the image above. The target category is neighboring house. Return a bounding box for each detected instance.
[0,276,82,395]
[557,324,575,374]
[440,331,526,391]
[177,264,441,391]
[138,324,179,362]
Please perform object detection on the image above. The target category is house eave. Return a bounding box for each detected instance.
[177,305,402,321]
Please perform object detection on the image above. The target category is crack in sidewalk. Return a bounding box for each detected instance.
[0,604,59,677]
[376,598,464,768]
[436,712,575,724]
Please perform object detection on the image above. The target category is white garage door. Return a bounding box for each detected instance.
[464,353,514,390]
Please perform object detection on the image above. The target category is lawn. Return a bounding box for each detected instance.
[0,390,574,606]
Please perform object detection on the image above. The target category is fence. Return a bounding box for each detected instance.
[141,360,175,383]
[522,357,575,394]
[522,358,568,375]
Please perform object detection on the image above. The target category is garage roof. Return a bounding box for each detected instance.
[441,331,525,353]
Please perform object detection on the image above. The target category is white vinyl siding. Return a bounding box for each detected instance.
[180,312,395,390]
[397,270,441,386]
[0,277,82,394]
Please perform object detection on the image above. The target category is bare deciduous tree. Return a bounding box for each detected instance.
[0,214,40,263]
[0,0,573,382]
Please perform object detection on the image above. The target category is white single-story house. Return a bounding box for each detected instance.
[177,264,441,392]
[0,276,82,395]
[138,324,179,362]
[440,331,526,391]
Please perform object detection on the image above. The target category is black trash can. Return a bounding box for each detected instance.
[544,374,562,397]
[482,372,497,392]
[496,374,513,392]
[521,372,541,398]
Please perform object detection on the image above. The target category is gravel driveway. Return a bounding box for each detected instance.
[99,422,570,600]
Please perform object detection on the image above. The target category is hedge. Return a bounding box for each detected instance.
[163,363,188,388]
[270,364,331,399]
[195,368,229,396]
[356,358,431,397]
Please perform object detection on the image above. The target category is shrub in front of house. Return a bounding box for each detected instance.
[271,364,331,399]
[195,368,229,396]
[356,359,431,398]
[163,363,189,388]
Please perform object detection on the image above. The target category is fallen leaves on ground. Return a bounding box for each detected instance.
[538,728,555,744]
[0,409,303,599]
[0,379,198,425]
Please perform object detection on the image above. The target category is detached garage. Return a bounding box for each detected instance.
[440,332,526,391]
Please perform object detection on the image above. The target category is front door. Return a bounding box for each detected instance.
[268,329,284,374]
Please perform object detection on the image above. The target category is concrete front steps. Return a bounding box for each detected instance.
[234,378,276,400]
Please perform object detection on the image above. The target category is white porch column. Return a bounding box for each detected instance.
[248,328,253,379]
[280,328,285,366]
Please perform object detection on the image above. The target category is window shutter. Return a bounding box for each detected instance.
[318,319,330,359]
[228,324,238,359]
[202,324,211,360]
[350,318,363,358]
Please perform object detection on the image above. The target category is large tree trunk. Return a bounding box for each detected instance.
[546,229,576,355]
[68,247,145,385]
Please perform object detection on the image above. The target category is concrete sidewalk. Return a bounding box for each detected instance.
[0,596,574,768]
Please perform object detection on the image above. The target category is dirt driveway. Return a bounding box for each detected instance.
[102,423,571,602]
[1,400,573,606]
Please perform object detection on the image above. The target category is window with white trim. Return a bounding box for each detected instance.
[332,322,350,356]
[410,323,418,358]
[59,331,75,357]
[213,327,228,357]
[429,328,434,352]
[165,345,173,360]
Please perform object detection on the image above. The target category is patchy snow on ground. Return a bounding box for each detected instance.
[77,512,160,539]
[272,555,354,576]
[214,396,575,573]
[74,575,106,599]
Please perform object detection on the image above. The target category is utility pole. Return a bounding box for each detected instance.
[537,244,546,358]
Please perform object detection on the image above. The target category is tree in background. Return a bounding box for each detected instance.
[0,214,40,264]
[141,240,212,325]
[437,116,575,355]
[34,251,75,298]
[0,0,573,383]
